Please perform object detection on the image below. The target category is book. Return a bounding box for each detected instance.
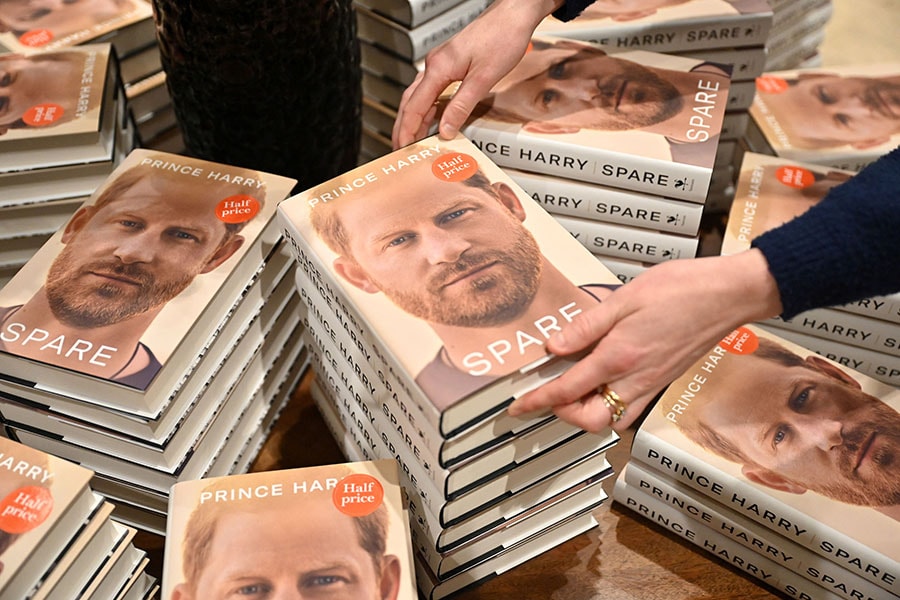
[277,133,622,438]
[0,242,295,445]
[354,0,469,29]
[556,213,699,263]
[355,0,491,62]
[0,148,296,418]
[507,168,703,235]
[631,323,900,596]
[446,38,731,202]
[612,471,845,600]
[722,151,900,324]
[756,323,900,389]
[0,436,99,598]
[0,0,152,53]
[534,0,773,54]
[678,44,768,82]
[162,459,418,600]
[310,338,618,528]
[0,44,121,173]
[760,307,899,358]
[748,62,900,171]
[622,460,888,600]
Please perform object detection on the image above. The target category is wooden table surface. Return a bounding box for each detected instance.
[136,370,785,600]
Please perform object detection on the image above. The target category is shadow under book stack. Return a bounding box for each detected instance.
[0,435,158,599]
[0,43,136,290]
[613,323,900,600]
[278,134,623,599]
[0,149,308,536]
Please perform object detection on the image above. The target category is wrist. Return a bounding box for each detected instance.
[722,249,784,324]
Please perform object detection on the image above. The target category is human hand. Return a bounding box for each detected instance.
[508,250,783,432]
[391,0,562,149]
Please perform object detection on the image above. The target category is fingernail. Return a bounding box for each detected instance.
[440,123,457,139]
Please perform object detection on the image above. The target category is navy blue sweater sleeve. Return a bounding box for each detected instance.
[553,0,595,21]
[751,146,900,319]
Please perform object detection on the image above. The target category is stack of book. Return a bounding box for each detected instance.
[277,133,621,599]
[0,43,137,289]
[765,0,834,71]
[162,459,418,600]
[720,151,900,389]
[533,0,773,201]
[613,323,900,600]
[0,435,158,599]
[745,62,900,173]
[0,148,307,535]
[354,0,492,159]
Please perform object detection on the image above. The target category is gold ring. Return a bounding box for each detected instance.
[600,385,626,423]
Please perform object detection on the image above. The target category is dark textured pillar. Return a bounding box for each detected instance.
[152,0,361,191]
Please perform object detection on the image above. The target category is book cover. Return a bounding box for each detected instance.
[622,460,887,600]
[278,133,621,437]
[448,38,732,202]
[631,323,900,596]
[0,0,152,54]
[0,148,296,417]
[0,44,120,173]
[534,0,773,53]
[163,460,417,600]
[749,62,900,170]
[0,436,96,596]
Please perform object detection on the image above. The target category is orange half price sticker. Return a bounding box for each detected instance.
[19,29,53,47]
[775,165,816,189]
[0,486,53,534]
[23,104,64,127]
[756,75,789,94]
[719,326,759,355]
[432,152,478,182]
[216,194,260,224]
[333,473,384,517]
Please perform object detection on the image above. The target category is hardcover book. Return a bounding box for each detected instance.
[555,213,700,263]
[748,62,900,171]
[0,436,97,598]
[355,0,491,62]
[277,133,621,438]
[163,460,418,600]
[0,148,296,418]
[722,151,900,324]
[621,459,889,600]
[612,469,845,600]
[446,38,732,202]
[0,44,120,173]
[0,0,153,54]
[354,0,469,29]
[534,0,773,53]
[631,323,900,597]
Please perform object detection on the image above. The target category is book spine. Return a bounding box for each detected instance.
[464,127,713,202]
[594,255,650,285]
[361,68,404,110]
[837,293,900,325]
[760,306,900,358]
[726,80,757,111]
[630,427,900,594]
[624,460,888,600]
[303,316,449,509]
[280,221,444,432]
[613,474,846,600]
[355,0,470,28]
[554,213,699,264]
[678,46,768,82]
[504,168,704,235]
[360,40,422,86]
[720,111,750,141]
[309,353,448,543]
[537,11,773,54]
[356,0,490,62]
[755,324,900,388]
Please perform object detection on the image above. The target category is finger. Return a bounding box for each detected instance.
[553,393,615,434]
[547,300,620,355]
[393,70,457,148]
[508,349,613,416]
[435,75,494,139]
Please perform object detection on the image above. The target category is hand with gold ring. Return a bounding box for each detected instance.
[508,251,784,432]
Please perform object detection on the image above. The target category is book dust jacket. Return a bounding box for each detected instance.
[163,460,417,600]
[635,324,900,595]
[278,134,619,417]
[0,148,295,395]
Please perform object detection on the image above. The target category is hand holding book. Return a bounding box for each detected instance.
[508,248,782,430]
